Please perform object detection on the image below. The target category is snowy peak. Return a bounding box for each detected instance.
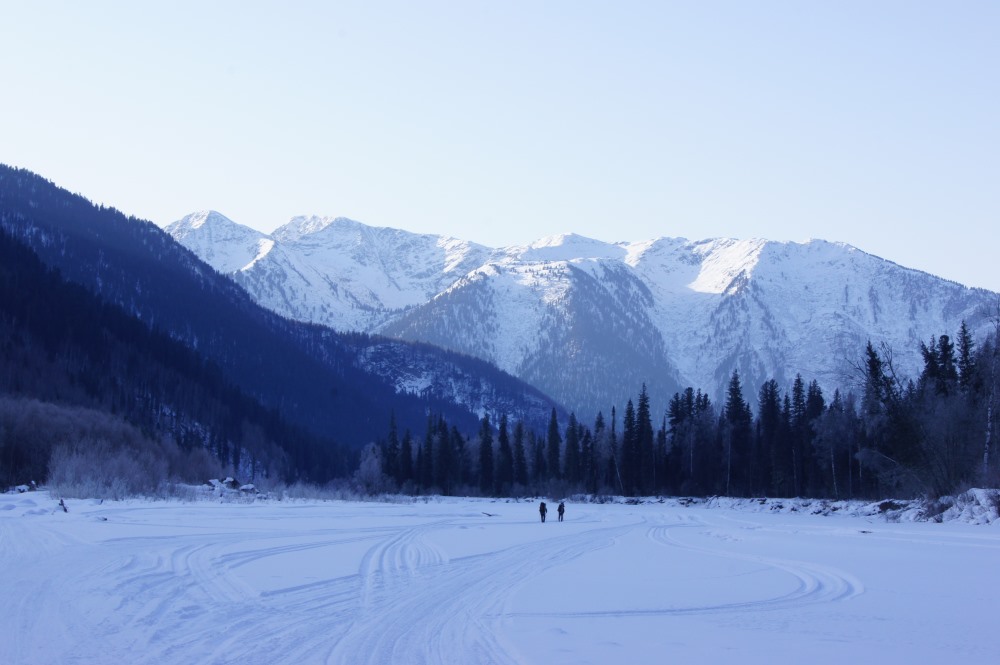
[171,211,998,414]
[510,233,627,263]
[272,215,359,243]
[166,211,272,274]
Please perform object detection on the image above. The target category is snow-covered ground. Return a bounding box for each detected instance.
[2,490,998,664]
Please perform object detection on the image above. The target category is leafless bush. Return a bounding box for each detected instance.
[49,437,167,500]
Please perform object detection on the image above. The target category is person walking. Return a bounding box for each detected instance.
[557,501,565,522]
[539,501,547,523]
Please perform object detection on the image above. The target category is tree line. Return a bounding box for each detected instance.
[360,320,1000,500]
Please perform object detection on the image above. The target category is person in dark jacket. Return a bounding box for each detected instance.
[557,501,565,522]
[539,501,547,522]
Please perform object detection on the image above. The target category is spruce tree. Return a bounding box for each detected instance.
[435,415,453,494]
[608,406,623,494]
[757,379,782,495]
[496,413,514,495]
[420,418,435,490]
[400,429,414,486]
[450,426,467,489]
[957,321,976,392]
[582,428,597,494]
[564,413,580,485]
[724,370,752,496]
[385,412,400,486]
[790,373,807,496]
[531,430,546,485]
[513,420,528,487]
[655,417,668,494]
[622,399,637,495]
[478,415,494,495]
[636,385,654,494]
[547,408,561,481]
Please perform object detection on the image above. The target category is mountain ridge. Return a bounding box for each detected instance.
[169,210,999,416]
[0,166,565,455]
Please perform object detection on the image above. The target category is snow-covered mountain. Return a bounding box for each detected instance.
[168,212,998,416]
[170,212,491,331]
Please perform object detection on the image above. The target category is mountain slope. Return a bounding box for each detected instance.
[0,226,341,484]
[170,210,998,415]
[0,166,564,453]
[169,213,492,331]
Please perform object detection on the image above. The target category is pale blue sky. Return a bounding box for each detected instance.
[2,1,998,291]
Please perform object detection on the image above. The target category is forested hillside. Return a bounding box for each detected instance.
[0,166,563,450]
[0,228,348,488]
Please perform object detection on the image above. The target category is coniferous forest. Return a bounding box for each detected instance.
[361,323,1000,501]
[1,164,998,502]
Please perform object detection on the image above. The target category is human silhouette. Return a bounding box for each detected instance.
[557,501,565,522]
[539,501,547,522]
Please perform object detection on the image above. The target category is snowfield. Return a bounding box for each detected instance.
[2,491,999,664]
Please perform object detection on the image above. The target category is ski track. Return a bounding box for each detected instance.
[326,511,636,665]
[502,512,863,623]
[642,514,865,614]
[2,502,884,664]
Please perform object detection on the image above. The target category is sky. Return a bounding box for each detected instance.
[2,1,998,291]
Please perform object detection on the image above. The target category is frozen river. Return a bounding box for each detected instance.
[2,492,998,664]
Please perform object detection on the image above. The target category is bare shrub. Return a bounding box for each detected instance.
[49,437,167,500]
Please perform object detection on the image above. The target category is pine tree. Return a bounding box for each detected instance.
[608,406,624,494]
[400,429,414,487]
[385,412,400,486]
[513,420,528,488]
[724,370,752,496]
[450,426,467,489]
[435,415,453,494]
[496,413,514,495]
[564,413,580,485]
[420,418,435,490]
[636,385,654,494]
[547,408,561,482]
[790,373,807,496]
[478,415,494,495]
[957,320,976,392]
[582,428,597,494]
[531,430,546,484]
[757,379,782,495]
[655,416,668,493]
[622,399,637,495]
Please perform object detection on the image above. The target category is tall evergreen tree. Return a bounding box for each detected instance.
[757,379,782,496]
[724,370,752,496]
[435,415,453,494]
[450,425,468,490]
[790,373,807,496]
[582,427,597,494]
[478,415,494,495]
[496,413,514,494]
[636,384,655,494]
[655,416,668,493]
[622,399,637,495]
[420,417,435,489]
[513,419,528,487]
[547,408,562,482]
[957,321,977,392]
[564,413,580,485]
[531,430,546,484]
[385,412,400,486]
[607,407,624,494]
[399,429,414,487]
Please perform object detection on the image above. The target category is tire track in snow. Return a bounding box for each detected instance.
[639,514,864,615]
[502,513,862,622]
[326,519,637,665]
